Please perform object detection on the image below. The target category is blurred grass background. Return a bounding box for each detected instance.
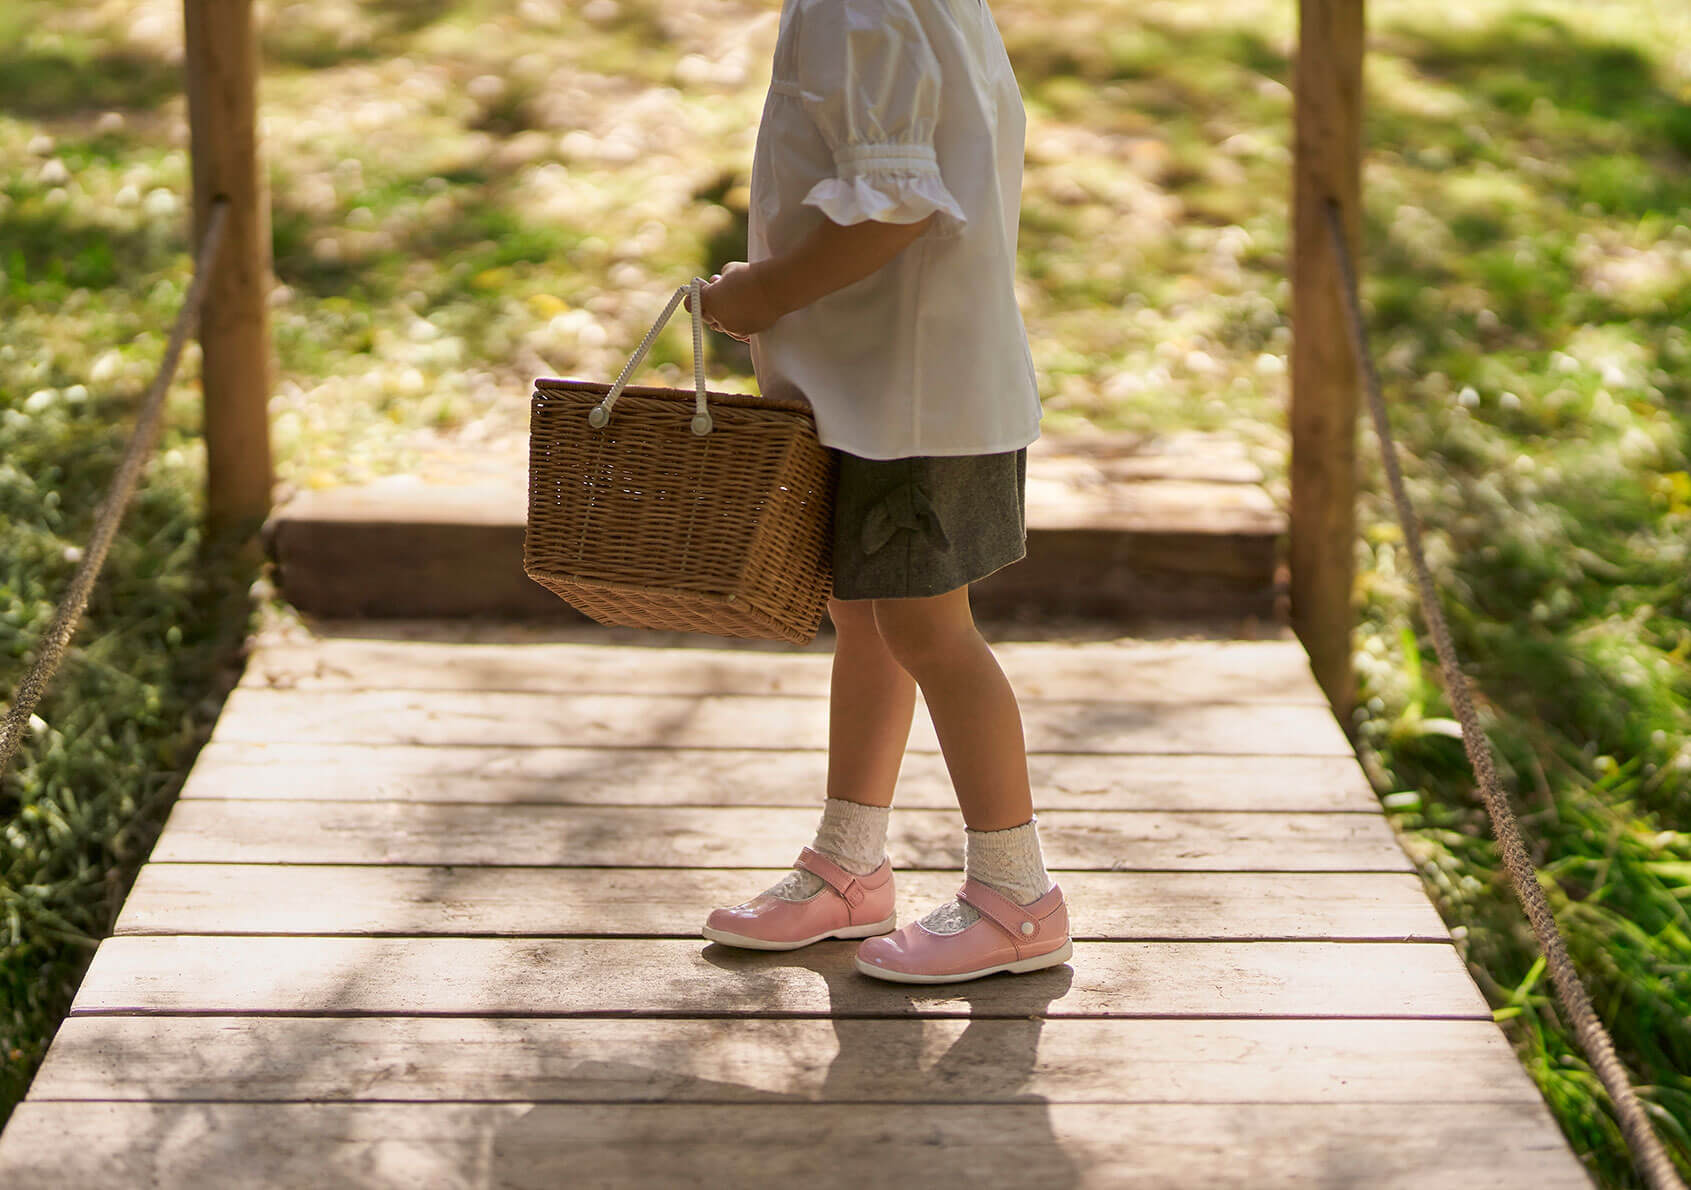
[0,0,1687,1183]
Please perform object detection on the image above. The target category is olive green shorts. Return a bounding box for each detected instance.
[829,447,1028,602]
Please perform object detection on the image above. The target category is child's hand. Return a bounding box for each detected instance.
[692,262,783,341]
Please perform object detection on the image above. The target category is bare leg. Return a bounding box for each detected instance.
[703,596,914,922]
[870,586,1033,831]
[825,596,918,808]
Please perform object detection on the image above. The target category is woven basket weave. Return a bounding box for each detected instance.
[525,282,836,644]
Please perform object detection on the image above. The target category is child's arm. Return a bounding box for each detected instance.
[697,212,936,341]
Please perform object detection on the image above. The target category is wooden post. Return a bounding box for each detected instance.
[1291,0,1364,722]
[185,0,273,537]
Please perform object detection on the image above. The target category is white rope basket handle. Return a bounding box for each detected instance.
[588,276,713,436]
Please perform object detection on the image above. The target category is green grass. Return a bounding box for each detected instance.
[0,382,255,1112]
[1,0,1688,1183]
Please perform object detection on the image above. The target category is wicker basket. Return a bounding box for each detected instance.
[525,280,836,644]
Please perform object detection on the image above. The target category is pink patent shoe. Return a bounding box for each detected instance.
[702,847,897,951]
[855,878,1071,984]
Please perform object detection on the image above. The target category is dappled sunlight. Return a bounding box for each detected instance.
[3,0,1686,498]
[2,0,1688,1181]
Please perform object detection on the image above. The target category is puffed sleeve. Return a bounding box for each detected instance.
[794,0,968,235]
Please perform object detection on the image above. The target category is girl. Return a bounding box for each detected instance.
[693,0,1069,984]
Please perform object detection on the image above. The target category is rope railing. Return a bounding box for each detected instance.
[0,198,230,786]
[1324,198,1686,1190]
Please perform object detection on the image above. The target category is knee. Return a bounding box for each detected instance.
[872,596,979,679]
[827,596,879,640]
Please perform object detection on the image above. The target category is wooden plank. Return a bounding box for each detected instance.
[242,638,1330,704]
[26,1016,1543,1105]
[113,866,1448,941]
[977,528,1280,618]
[208,689,1356,756]
[0,1102,1590,1188]
[273,510,1282,622]
[179,744,1380,812]
[1027,430,1266,484]
[68,937,1488,1018]
[275,469,1285,539]
[144,803,1413,872]
[270,511,581,620]
[1025,476,1284,535]
[270,473,1284,621]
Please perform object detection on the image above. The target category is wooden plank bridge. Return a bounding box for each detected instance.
[0,624,1589,1187]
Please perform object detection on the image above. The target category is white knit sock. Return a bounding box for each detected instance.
[766,797,891,902]
[919,818,1053,934]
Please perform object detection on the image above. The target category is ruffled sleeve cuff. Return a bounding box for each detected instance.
[802,142,968,236]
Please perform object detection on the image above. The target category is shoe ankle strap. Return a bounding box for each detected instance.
[957,878,1046,943]
[795,847,872,908]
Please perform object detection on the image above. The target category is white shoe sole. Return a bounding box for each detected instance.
[855,939,1074,984]
[702,912,898,952]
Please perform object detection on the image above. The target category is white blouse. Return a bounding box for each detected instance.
[747,0,1043,460]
